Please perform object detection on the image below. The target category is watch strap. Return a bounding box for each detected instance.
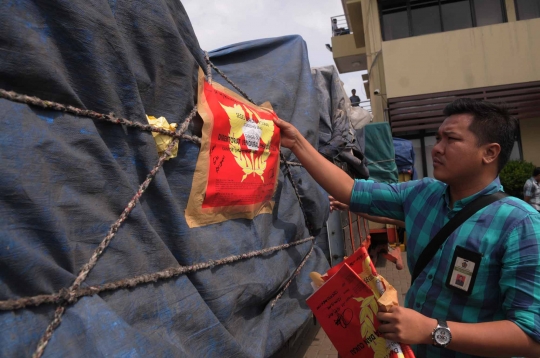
[437,319,448,328]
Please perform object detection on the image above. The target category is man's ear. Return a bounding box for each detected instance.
[482,143,501,165]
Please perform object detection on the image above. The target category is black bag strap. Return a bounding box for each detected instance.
[411,191,508,284]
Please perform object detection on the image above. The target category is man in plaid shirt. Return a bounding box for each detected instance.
[274,98,540,357]
[524,167,540,213]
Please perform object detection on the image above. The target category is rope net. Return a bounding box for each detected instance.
[0,57,316,358]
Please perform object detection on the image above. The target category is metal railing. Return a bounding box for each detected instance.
[330,14,350,37]
[359,100,372,112]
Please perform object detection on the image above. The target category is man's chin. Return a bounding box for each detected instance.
[433,169,447,183]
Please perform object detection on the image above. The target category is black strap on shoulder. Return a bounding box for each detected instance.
[411,191,508,284]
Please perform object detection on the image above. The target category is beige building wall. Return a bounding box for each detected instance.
[354,0,386,122]
[382,18,540,98]
[520,117,540,166]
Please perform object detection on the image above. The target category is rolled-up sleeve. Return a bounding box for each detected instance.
[501,213,540,342]
[349,179,422,221]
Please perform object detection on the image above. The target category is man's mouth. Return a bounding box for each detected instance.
[433,158,443,166]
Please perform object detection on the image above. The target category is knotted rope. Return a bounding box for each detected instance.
[0,89,201,144]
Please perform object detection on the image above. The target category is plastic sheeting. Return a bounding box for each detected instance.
[311,66,370,180]
[364,123,399,183]
[0,1,330,357]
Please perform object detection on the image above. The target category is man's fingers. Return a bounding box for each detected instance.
[377,311,394,322]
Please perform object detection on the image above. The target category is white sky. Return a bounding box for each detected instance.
[182,0,368,101]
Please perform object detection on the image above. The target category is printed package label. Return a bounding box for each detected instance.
[186,68,281,227]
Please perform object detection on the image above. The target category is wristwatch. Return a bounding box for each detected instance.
[432,319,452,348]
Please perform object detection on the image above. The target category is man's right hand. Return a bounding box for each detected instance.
[272,116,355,206]
[273,117,300,151]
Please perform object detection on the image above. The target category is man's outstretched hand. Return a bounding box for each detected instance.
[272,117,355,206]
[329,196,349,212]
[273,117,300,151]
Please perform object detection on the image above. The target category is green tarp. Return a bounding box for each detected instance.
[364,123,398,183]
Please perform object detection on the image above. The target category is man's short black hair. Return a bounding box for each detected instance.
[443,98,517,173]
[533,167,540,177]
[352,89,356,92]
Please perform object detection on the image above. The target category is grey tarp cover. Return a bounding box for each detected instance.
[364,123,399,183]
[311,66,369,180]
[0,1,329,357]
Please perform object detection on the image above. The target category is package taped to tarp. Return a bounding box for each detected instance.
[185,68,281,227]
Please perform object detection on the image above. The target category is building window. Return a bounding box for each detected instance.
[411,0,442,36]
[441,0,473,31]
[515,0,540,20]
[380,0,507,41]
[382,1,410,40]
[474,0,504,26]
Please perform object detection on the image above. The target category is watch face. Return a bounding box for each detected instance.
[434,328,452,346]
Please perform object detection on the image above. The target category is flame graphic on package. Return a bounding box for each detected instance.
[220,103,275,182]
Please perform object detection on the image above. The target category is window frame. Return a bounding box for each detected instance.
[379,0,508,41]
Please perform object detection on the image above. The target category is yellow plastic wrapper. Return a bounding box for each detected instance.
[146,115,178,159]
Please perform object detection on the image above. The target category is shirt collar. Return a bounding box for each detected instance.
[443,177,502,211]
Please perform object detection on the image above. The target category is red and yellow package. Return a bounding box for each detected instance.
[186,68,281,227]
[307,247,415,358]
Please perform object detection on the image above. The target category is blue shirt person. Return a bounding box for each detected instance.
[349,89,360,107]
[273,98,540,357]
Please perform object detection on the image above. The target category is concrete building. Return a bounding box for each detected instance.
[331,0,540,177]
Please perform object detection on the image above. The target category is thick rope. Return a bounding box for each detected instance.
[32,107,197,358]
[205,60,256,105]
[270,242,314,308]
[204,51,212,85]
[279,153,314,236]
[204,54,316,308]
[280,160,303,167]
[0,236,314,311]
[0,89,201,144]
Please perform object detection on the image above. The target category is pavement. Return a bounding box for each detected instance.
[272,251,411,358]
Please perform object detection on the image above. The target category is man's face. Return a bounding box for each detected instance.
[534,174,540,182]
[432,114,485,185]
[352,90,356,96]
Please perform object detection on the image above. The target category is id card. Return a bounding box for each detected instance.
[445,246,482,295]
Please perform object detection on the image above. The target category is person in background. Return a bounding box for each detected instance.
[331,18,349,36]
[524,166,540,213]
[349,89,360,107]
[273,98,540,358]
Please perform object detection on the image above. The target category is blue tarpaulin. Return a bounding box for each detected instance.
[0,1,330,357]
[393,138,417,180]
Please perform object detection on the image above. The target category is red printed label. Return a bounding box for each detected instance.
[201,81,281,208]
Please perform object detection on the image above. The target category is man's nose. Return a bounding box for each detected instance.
[432,141,443,155]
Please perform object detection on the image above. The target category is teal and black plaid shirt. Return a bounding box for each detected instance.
[350,177,540,358]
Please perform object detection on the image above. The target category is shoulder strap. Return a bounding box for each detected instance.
[411,191,508,284]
